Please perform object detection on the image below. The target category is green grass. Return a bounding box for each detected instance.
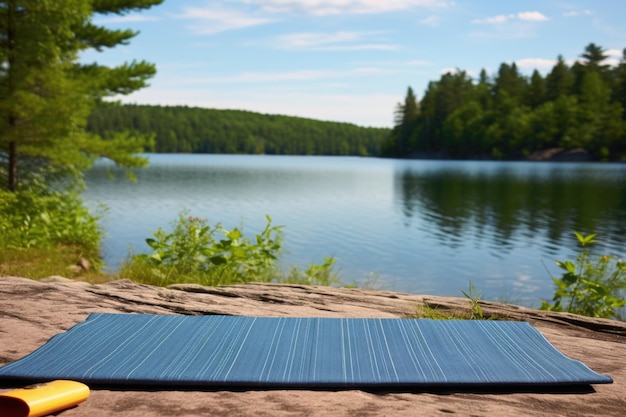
[0,245,113,283]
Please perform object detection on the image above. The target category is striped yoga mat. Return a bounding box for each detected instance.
[0,314,612,388]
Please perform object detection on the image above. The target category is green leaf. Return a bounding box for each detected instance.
[210,255,227,265]
[40,211,52,225]
[574,231,597,247]
[228,228,242,240]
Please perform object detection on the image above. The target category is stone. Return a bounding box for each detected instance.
[1,276,624,416]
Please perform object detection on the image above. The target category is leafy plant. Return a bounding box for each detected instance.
[541,232,626,320]
[461,280,484,320]
[282,257,340,286]
[0,180,106,278]
[0,183,104,261]
[120,212,339,287]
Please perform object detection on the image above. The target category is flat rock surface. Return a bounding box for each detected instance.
[1,276,625,416]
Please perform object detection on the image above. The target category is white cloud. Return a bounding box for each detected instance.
[352,67,401,74]
[319,44,399,51]
[472,11,548,24]
[406,59,432,66]
[419,15,441,26]
[280,31,365,48]
[439,67,458,75]
[515,58,556,70]
[472,14,510,24]
[167,66,403,85]
[517,11,548,21]
[176,6,273,35]
[606,48,624,57]
[242,0,451,16]
[182,70,339,84]
[563,10,593,17]
[274,31,398,51]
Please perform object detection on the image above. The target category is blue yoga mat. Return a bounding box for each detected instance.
[0,314,612,388]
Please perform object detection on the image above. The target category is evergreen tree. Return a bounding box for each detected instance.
[0,0,163,191]
[613,49,626,119]
[546,55,574,101]
[390,86,419,156]
[475,69,493,110]
[415,70,474,153]
[581,42,609,69]
[385,43,625,161]
[526,70,546,109]
[493,63,527,106]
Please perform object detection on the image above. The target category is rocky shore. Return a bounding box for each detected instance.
[1,276,625,416]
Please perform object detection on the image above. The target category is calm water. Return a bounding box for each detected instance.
[83,154,626,305]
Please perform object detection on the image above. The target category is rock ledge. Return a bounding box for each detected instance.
[1,277,625,416]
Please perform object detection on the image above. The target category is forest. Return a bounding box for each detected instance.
[383,43,626,161]
[87,104,389,156]
[86,43,626,162]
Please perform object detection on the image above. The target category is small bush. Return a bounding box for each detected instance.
[541,232,626,320]
[281,257,340,286]
[0,184,104,263]
[120,213,339,287]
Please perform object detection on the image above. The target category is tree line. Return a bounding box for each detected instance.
[383,43,626,161]
[87,104,389,156]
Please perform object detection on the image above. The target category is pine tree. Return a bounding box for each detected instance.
[545,55,574,102]
[391,86,419,155]
[613,48,626,118]
[0,0,163,191]
[526,70,546,109]
[581,42,609,69]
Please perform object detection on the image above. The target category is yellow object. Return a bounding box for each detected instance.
[0,380,89,417]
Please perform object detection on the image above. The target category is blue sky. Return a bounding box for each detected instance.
[82,0,626,128]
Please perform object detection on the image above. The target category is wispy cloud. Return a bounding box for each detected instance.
[242,0,452,16]
[187,70,338,84]
[274,31,398,51]
[176,6,274,35]
[563,10,593,17]
[419,15,441,27]
[605,49,623,66]
[472,11,548,24]
[406,59,432,66]
[518,11,548,21]
[515,58,556,71]
[606,48,623,57]
[165,65,408,86]
[174,1,454,35]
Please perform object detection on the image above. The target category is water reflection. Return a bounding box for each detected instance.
[84,156,625,301]
[395,162,626,258]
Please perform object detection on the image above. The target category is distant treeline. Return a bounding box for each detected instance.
[383,43,626,161]
[87,104,389,156]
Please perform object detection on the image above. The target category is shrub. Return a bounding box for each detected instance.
[0,183,104,261]
[281,257,340,286]
[120,213,339,287]
[541,232,626,320]
[0,181,105,278]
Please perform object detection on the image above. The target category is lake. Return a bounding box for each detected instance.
[83,154,626,306]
